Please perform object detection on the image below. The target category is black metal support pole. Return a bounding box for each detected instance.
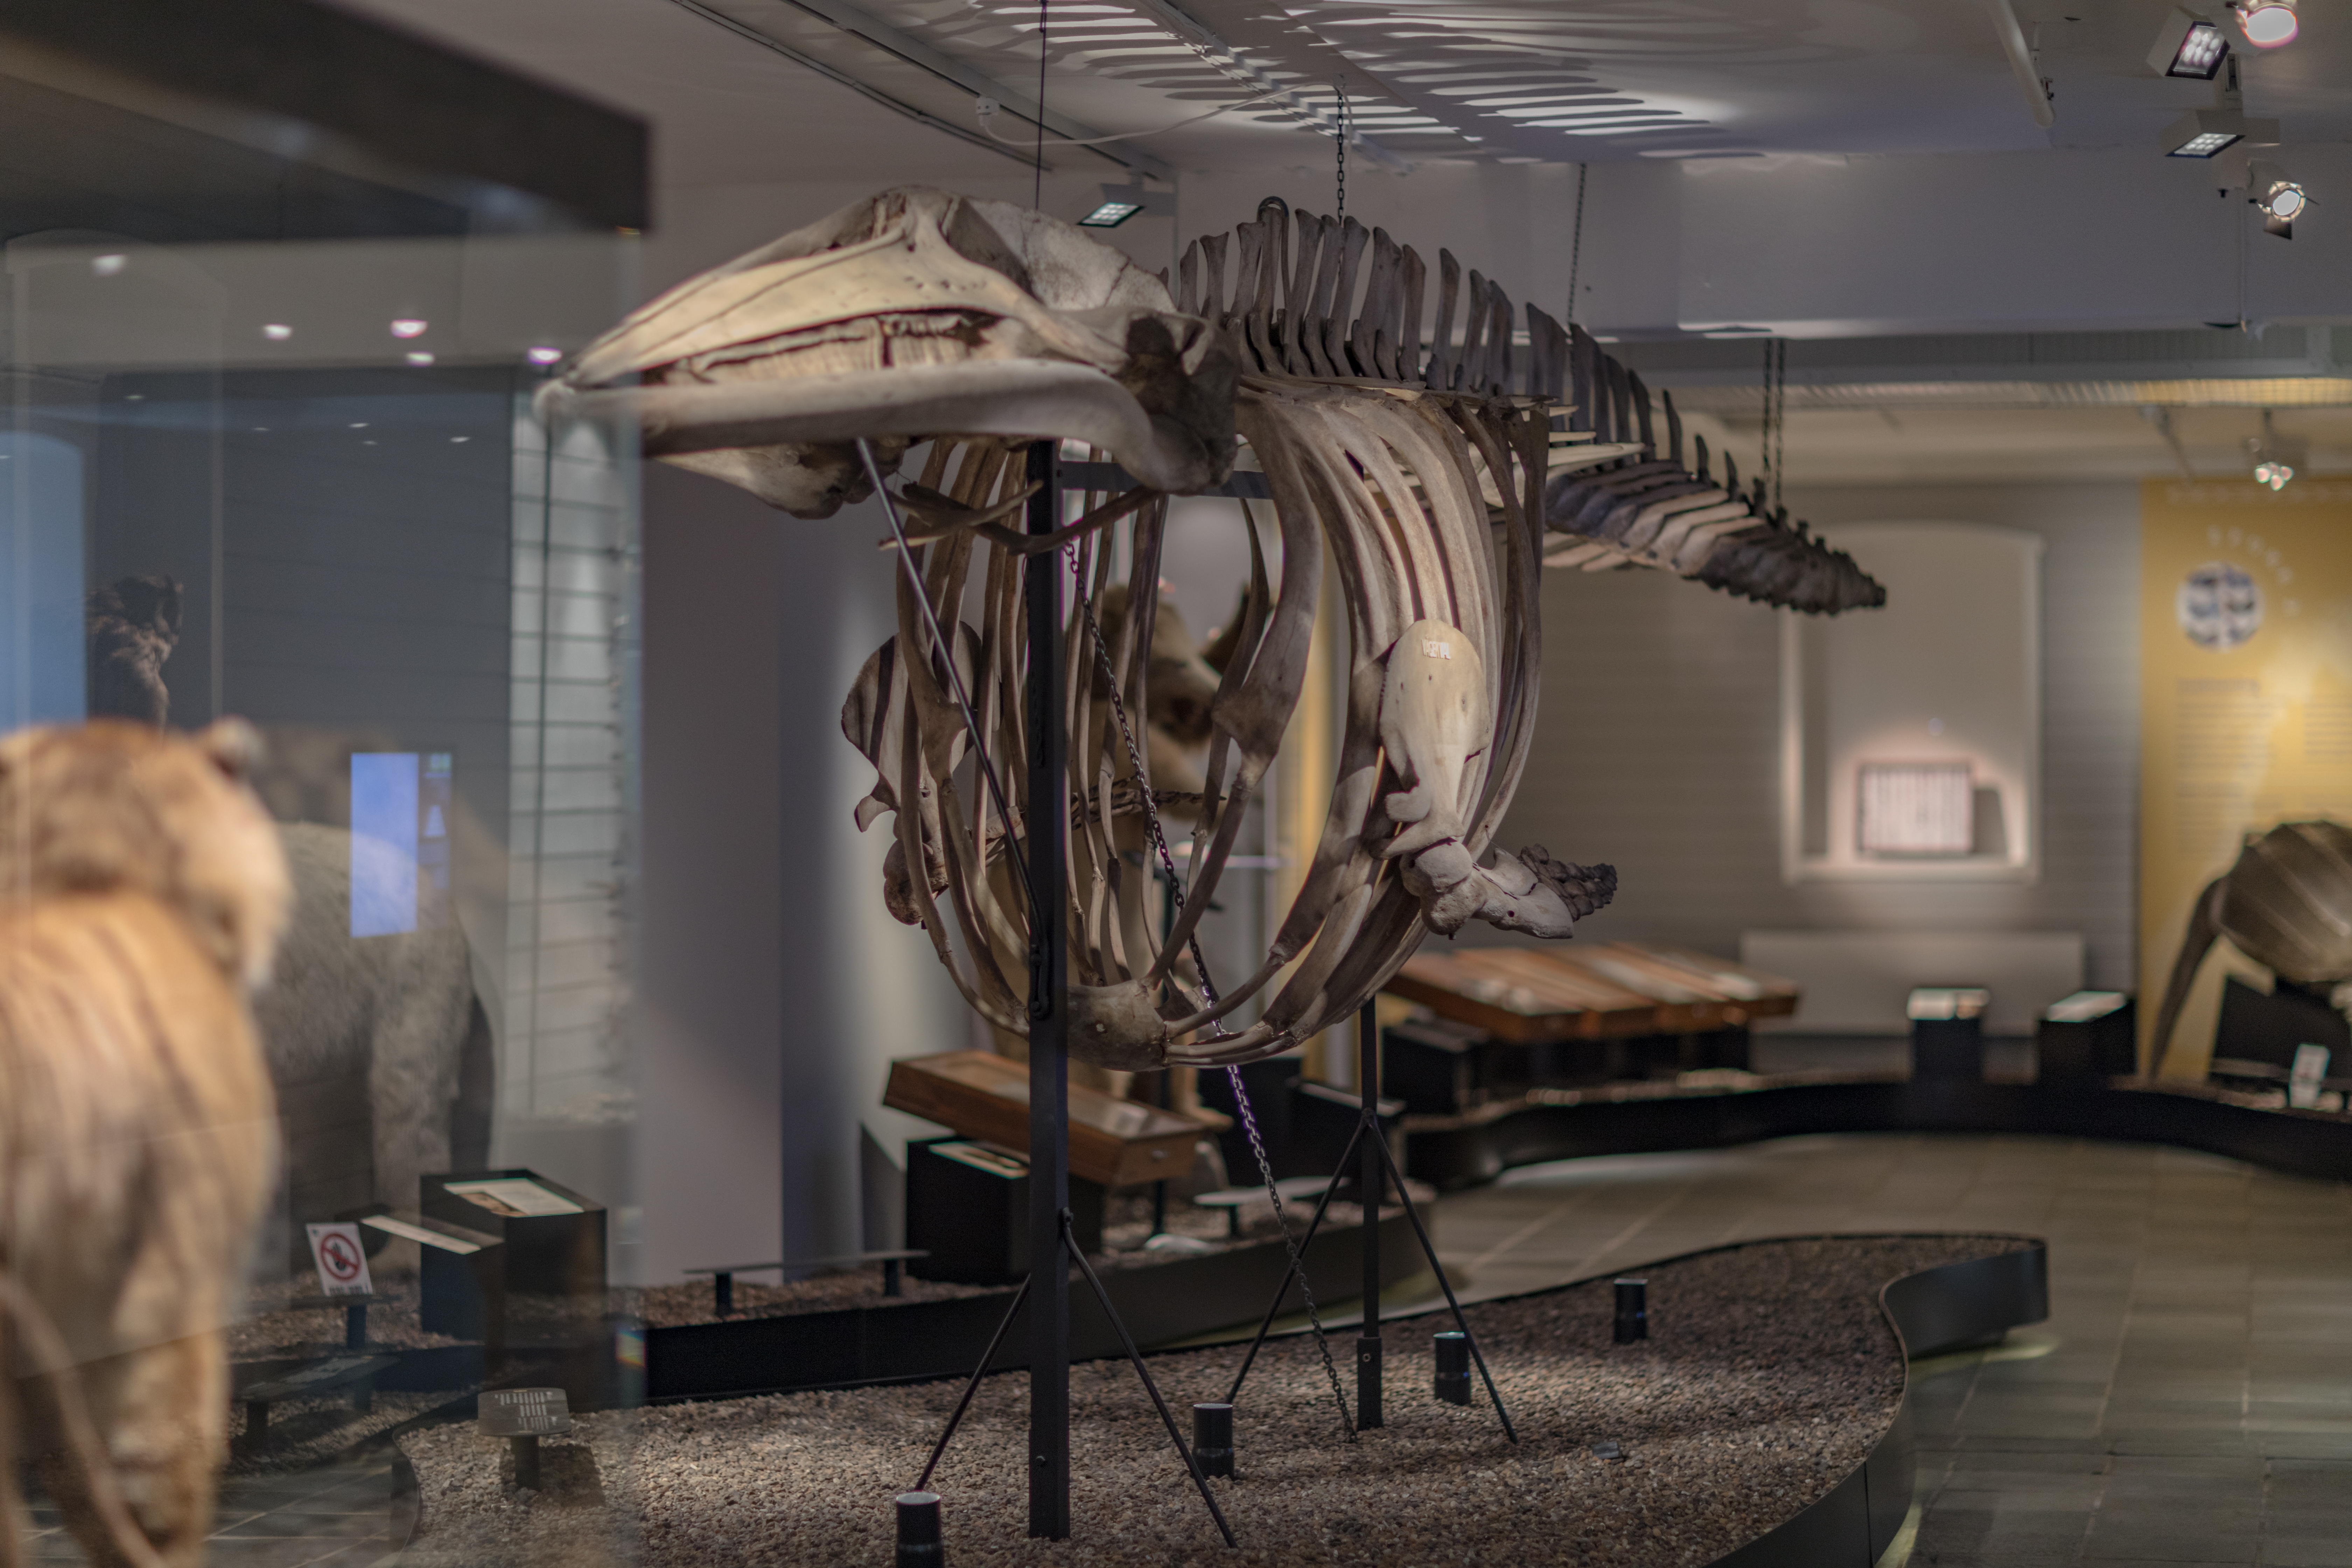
[345,1301,367,1351]
[1356,1001,1383,1430]
[1024,439,1071,1540]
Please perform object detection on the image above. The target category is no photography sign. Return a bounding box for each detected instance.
[306,1222,375,1297]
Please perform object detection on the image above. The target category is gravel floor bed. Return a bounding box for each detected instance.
[399,1233,2021,1568]
[231,1277,465,1358]
[224,1390,455,1475]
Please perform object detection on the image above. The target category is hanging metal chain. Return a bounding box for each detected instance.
[1760,338,1788,514]
[1773,337,1788,515]
[1566,162,1589,325]
[1335,79,1347,222]
[1065,538,1356,1441]
[1032,0,1049,209]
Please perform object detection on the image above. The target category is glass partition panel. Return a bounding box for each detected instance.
[1,31,641,1563]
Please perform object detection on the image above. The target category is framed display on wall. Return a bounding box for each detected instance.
[1780,521,2042,882]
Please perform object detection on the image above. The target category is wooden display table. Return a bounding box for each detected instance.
[1385,942,1799,1043]
[884,1050,1214,1188]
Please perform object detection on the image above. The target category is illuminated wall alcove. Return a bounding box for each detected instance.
[1782,521,2043,884]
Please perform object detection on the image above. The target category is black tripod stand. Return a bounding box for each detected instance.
[1224,1001,1516,1441]
[909,1208,1236,1546]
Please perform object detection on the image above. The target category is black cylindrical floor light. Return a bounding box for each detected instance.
[1433,1331,1472,1405]
[896,1490,944,1567]
[1192,1402,1235,1478]
[1614,1278,1648,1344]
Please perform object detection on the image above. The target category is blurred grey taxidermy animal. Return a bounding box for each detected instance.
[2150,820,2352,1068]
[83,580,493,1261]
[254,822,490,1261]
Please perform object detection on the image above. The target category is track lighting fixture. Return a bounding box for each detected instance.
[2250,409,2303,488]
[2161,55,2277,158]
[2233,0,2298,48]
[2148,7,2231,78]
[2236,158,2309,236]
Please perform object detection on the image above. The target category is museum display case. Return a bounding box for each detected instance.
[0,5,645,1562]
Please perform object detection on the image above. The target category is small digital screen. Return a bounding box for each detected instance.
[349,750,453,937]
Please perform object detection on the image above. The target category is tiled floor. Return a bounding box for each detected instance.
[1418,1131,2352,1567]
[21,1454,401,1567]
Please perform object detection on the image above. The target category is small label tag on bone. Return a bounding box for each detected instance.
[1421,639,1452,659]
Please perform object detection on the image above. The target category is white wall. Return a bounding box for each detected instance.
[1577,146,2352,337]
[1493,479,2140,995]
[636,457,968,1284]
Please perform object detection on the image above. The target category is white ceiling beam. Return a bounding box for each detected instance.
[1981,0,2055,131]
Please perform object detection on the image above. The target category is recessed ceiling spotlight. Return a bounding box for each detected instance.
[526,346,564,365]
[2148,6,2231,77]
[263,324,293,341]
[90,253,127,277]
[1077,201,1143,228]
[2233,0,2297,47]
[406,351,435,365]
[390,318,428,338]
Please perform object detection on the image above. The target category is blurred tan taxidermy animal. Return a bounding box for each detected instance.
[551,185,1614,1071]
[0,719,290,1568]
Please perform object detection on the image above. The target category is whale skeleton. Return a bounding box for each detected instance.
[1538,327,1886,615]
[548,186,1614,1070]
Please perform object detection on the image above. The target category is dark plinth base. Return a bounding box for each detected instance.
[1911,1017,1985,1081]
[1399,1075,2352,1191]
[643,1212,1418,1403]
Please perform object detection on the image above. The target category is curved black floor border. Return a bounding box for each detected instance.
[1226,1229,2047,1568]
[1706,1237,2050,1568]
[1403,1078,2352,1191]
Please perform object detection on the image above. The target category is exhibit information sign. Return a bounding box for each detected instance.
[443,1178,585,1217]
[2139,479,2352,1073]
[478,1387,572,1437]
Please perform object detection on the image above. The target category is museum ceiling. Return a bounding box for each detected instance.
[330,0,2352,184]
